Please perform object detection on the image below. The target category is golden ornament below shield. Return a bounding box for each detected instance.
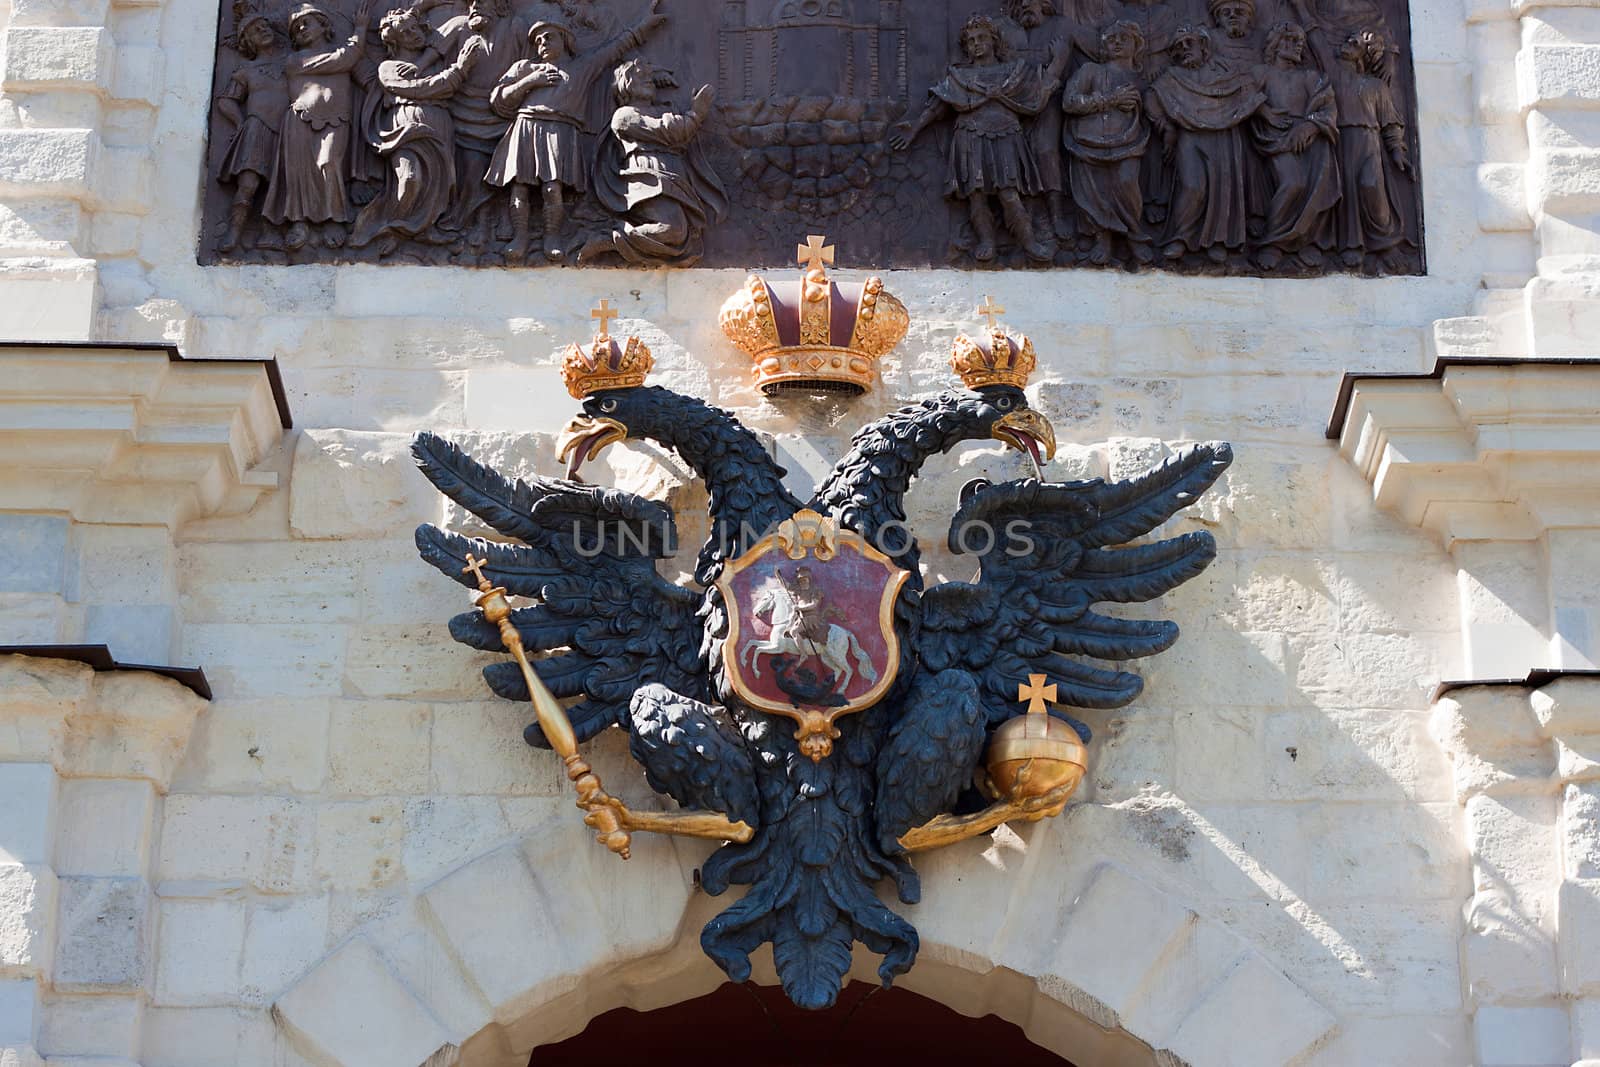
[985,674,1088,802]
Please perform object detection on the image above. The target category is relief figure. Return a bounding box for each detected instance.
[998,0,1075,238]
[1251,20,1338,269]
[436,0,528,253]
[1327,28,1412,268]
[261,0,374,252]
[486,2,667,263]
[1145,24,1265,262]
[214,6,289,251]
[579,60,728,267]
[349,8,484,254]
[891,14,1070,263]
[1061,20,1153,265]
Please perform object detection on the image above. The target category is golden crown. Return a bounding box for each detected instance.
[718,235,909,397]
[560,300,654,399]
[950,297,1037,390]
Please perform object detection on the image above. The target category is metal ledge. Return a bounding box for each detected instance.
[0,644,211,699]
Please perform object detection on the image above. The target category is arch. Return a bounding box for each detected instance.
[272,816,1337,1067]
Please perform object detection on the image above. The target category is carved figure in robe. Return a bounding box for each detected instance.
[1251,20,1338,268]
[215,8,289,251]
[1145,25,1266,262]
[578,60,728,267]
[890,14,1071,263]
[997,0,1075,238]
[486,3,667,264]
[349,8,484,255]
[1325,28,1413,268]
[1208,0,1267,69]
[1061,20,1153,265]
[261,0,374,252]
[436,0,529,252]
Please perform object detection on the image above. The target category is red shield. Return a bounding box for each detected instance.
[717,510,907,758]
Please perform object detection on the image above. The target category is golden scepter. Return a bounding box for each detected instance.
[461,554,633,859]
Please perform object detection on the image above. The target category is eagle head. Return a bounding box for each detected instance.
[555,387,649,481]
[971,385,1057,477]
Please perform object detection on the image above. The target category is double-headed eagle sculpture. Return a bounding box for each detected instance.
[413,244,1232,1010]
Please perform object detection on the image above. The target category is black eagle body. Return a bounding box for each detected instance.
[413,381,1232,1010]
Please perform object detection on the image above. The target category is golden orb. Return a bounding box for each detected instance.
[984,710,1088,803]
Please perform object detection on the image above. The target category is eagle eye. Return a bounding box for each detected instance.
[995,396,1014,411]
[599,397,619,413]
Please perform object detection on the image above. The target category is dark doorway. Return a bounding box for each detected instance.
[530,980,1076,1066]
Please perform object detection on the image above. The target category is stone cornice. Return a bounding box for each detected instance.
[0,342,289,528]
[1333,360,1600,547]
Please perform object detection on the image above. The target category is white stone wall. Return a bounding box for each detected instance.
[7,0,1600,1057]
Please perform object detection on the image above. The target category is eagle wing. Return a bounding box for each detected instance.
[915,442,1234,738]
[412,432,707,747]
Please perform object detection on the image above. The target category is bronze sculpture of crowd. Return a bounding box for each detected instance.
[893,0,1416,273]
[207,0,1419,274]
[212,0,725,265]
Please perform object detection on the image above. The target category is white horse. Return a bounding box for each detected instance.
[740,585,878,693]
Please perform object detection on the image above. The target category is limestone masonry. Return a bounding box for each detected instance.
[4,0,1600,1061]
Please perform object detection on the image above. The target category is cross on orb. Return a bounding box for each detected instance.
[1018,673,1057,714]
[590,299,618,337]
[978,295,1006,331]
[461,553,493,593]
[797,235,834,273]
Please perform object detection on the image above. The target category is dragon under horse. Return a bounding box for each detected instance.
[413,262,1232,1010]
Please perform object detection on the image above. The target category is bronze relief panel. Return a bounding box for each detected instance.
[201,0,1423,275]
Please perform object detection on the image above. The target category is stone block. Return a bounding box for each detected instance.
[280,367,467,434]
[0,130,96,197]
[1562,878,1600,996]
[52,876,147,991]
[6,0,111,26]
[0,518,71,597]
[1432,686,1552,800]
[58,672,204,786]
[109,44,162,104]
[1302,1014,1471,1066]
[172,699,328,794]
[1478,163,1533,231]
[1475,1003,1571,1066]
[0,866,56,980]
[157,795,312,893]
[0,765,56,867]
[343,625,497,701]
[1264,710,1454,803]
[464,367,591,433]
[420,845,569,1023]
[89,211,141,256]
[81,603,174,665]
[152,898,244,1006]
[429,702,566,797]
[1578,997,1600,1059]
[1465,888,1559,1001]
[1468,793,1559,910]
[0,27,110,89]
[240,895,328,1006]
[37,994,140,1057]
[1035,864,1195,1029]
[177,540,364,624]
[0,595,71,646]
[1288,630,1446,710]
[274,938,453,1067]
[1533,148,1600,213]
[1568,783,1600,879]
[180,624,346,699]
[0,658,91,763]
[1534,676,1600,737]
[288,430,436,541]
[0,980,40,1048]
[1166,953,1335,1067]
[327,701,431,795]
[401,797,508,885]
[313,800,402,891]
[72,525,172,603]
[1136,628,1289,709]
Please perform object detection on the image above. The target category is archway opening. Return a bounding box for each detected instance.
[530,981,1077,1066]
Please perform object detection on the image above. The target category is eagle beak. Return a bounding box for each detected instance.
[556,415,627,482]
[991,409,1057,478]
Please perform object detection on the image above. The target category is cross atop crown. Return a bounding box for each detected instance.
[978,295,1007,331]
[590,299,618,339]
[797,235,835,274]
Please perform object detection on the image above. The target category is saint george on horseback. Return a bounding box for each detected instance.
[740,567,878,695]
